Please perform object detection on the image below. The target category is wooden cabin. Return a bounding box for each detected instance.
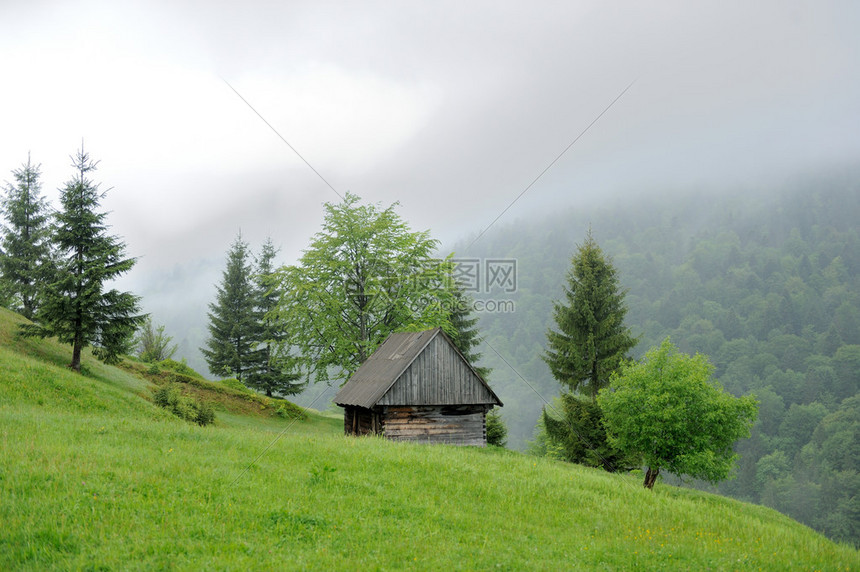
[333,328,502,446]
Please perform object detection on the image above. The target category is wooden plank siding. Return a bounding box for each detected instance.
[381,405,488,447]
[377,335,495,406]
[343,406,380,436]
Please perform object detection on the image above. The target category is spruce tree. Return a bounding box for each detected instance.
[21,145,144,371]
[446,277,490,378]
[543,230,637,399]
[245,238,303,396]
[0,154,53,319]
[202,233,257,381]
[540,231,637,469]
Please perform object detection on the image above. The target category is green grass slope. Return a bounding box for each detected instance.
[1,307,857,570]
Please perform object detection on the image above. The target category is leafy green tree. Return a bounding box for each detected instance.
[21,146,143,371]
[543,231,637,399]
[0,154,53,319]
[136,316,178,363]
[273,192,453,383]
[245,238,304,397]
[598,338,758,489]
[202,233,257,381]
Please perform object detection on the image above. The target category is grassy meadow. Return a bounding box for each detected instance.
[1,307,857,570]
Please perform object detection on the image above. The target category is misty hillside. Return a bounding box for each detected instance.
[1,306,857,569]
[462,170,860,545]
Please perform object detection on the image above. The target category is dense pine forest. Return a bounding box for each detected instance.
[465,170,860,544]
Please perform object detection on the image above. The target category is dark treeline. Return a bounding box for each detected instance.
[465,171,860,545]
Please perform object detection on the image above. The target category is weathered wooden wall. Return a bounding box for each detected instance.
[381,405,488,446]
[377,335,495,406]
[343,406,379,436]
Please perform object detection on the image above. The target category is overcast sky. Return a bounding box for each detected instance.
[2,0,859,370]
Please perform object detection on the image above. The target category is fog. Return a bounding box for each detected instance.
[2,0,859,376]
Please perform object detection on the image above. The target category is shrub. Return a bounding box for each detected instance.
[151,384,215,426]
[220,378,250,392]
[276,402,305,419]
[152,384,177,408]
[158,358,202,378]
[195,401,215,426]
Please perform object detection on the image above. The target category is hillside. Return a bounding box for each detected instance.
[462,172,860,545]
[1,307,857,569]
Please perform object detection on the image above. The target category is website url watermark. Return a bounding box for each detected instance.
[408,296,516,315]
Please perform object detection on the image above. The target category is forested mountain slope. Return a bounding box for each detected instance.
[463,170,860,544]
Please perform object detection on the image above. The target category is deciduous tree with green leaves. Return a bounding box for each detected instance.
[597,338,758,489]
[0,154,53,320]
[21,145,144,371]
[273,192,453,383]
[136,317,178,363]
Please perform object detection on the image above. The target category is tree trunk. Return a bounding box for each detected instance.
[70,337,83,372]
[644,466,659,489]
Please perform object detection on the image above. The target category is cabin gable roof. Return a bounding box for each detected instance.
[333,328,502,409]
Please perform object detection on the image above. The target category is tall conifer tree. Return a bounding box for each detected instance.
[245,238,303,396]
[22,145,143,371]
[0,154,52,319]
[540,231,637,469]
[543,231,637,399]
[202,233,257,381]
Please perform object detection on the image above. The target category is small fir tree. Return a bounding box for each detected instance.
[0,154,53,319]
[21,145,144,371]
[486,409,508,447]
[202,233,257,381]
